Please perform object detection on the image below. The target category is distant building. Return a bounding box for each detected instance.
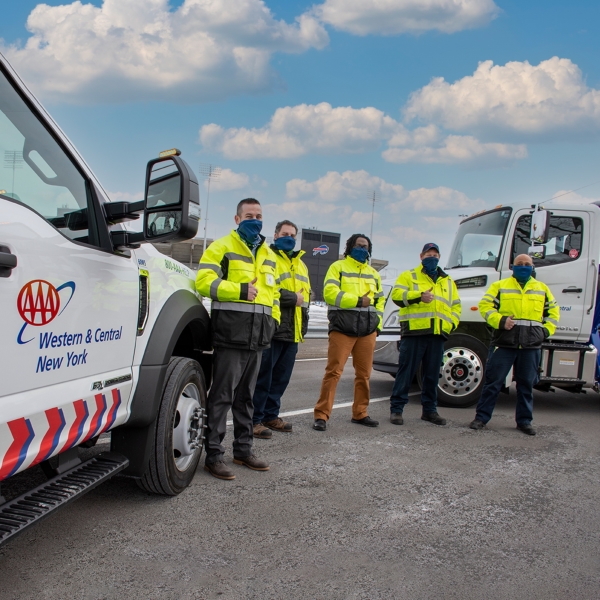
[299,228,342,301]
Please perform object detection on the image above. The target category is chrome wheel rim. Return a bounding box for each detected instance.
[439,347,483,397]
[172,383,204,471]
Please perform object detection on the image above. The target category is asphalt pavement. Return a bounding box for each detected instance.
[1,340,599,599]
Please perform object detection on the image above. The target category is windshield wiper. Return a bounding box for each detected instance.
[446,264,469,269]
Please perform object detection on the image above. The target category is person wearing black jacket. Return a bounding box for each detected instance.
[252,220,310,439]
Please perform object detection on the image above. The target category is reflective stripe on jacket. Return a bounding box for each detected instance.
[323,256,385,337]
[195,230,280,351]
[272,247,311,343]
[392,265,461,337]
[479,276,559,348]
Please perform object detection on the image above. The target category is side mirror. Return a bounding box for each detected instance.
[144,155,200,242]
[109,151,200,249]
[530,209,550,245]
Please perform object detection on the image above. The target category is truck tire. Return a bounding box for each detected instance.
[138,357,206,495]
[418,333,488,408]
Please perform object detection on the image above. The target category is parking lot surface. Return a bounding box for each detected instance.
[1,341,599,599]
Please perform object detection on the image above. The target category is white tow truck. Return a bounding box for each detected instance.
[375,201,600,407]
[0,54,213,545]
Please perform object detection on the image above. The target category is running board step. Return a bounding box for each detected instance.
[0,452,128,546]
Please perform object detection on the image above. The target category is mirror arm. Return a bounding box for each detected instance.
[110,230,145,249]
[104,200,145,224]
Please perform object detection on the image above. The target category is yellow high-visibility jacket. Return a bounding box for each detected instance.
[479,276,559,348]
[392,265,461,337]
[323,256,385,337]
[196,230,280,351]
[272,247,311,343]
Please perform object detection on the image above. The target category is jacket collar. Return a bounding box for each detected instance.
[231,229,265,253]
[345,255,369,268]
[270,245,305,260]
[417,263,448,279]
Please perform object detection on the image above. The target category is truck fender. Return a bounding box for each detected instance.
[112,289,211,476]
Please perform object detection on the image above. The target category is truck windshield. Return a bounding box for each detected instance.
[446,209,512,269]
[0,63,90,242]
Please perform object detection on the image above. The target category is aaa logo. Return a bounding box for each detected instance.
[17,279,76,344]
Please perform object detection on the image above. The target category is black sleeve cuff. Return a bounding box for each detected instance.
[356,297,362,307]
[499,316,508,330]
[407,297,421,305]
[240,283,249,301]
[280,289,298,307]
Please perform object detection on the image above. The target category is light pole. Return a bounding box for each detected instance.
[199,163,221,256]
[368,190,379,241]
[4,151,23,196]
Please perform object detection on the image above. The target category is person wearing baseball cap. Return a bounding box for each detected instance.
[388,242,461,426]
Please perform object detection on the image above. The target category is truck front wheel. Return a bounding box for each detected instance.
[138,357,206,495]
[424,333,488,409]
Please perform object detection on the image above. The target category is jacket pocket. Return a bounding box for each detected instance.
[523,325,545,348]
[212,309,252,347]
[260,314,277,347]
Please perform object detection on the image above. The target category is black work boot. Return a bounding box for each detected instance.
[204,461,235,480]
[421,412,447,426]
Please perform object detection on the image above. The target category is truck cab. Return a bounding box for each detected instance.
[375,202,600,407]
[0,53,213,544]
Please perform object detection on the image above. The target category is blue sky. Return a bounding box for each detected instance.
[2,0,600,274]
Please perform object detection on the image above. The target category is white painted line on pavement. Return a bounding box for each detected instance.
[225,392,419,425]
[296,357,327,361]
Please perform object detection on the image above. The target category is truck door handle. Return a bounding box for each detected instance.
[562,288,582,293]
[0,245,17,277]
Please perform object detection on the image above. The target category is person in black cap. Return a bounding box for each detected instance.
[388,242,461,425]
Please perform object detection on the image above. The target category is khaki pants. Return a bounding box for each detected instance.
[314,331,377,421]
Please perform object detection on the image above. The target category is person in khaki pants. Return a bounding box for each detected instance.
[313,234,385,431]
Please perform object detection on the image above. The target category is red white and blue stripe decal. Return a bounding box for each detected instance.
[0,388,123,481]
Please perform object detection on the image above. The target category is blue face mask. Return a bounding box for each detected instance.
[273,236,296,253]
[512,265,533,284]
[350,247,369,263]
[422,256,439,275]
[237,218,262,244]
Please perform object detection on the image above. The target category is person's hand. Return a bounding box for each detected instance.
[248,278,258,301]
[296,288,305,306]
[421,287,434,303]
[360,295,371,307]
[504,315,516,330]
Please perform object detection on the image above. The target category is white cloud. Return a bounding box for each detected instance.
[2,0,328,103]
[405,57,600,139]
[383,124,527,165]
[207,168,250,191]
[313,0,499,36]
[286,170,405,202]
[200,103,400,158]
[545,190,600,206]
[201,102,526,166]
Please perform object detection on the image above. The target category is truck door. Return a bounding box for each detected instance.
[509,210,589,342]
[0,61,138,479]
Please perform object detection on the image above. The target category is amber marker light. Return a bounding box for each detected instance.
[471,306,478,311]
[159,148,181,158]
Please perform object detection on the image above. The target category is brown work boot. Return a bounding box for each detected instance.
[253,423,272,439]
[204,461,235,480]
[233,454,270,471]
[263,417,293,432]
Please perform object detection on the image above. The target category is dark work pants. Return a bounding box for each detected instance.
[390,335,446,415]
[252,340,298,424]
[205,347,261,464]
[475,346,541,426]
